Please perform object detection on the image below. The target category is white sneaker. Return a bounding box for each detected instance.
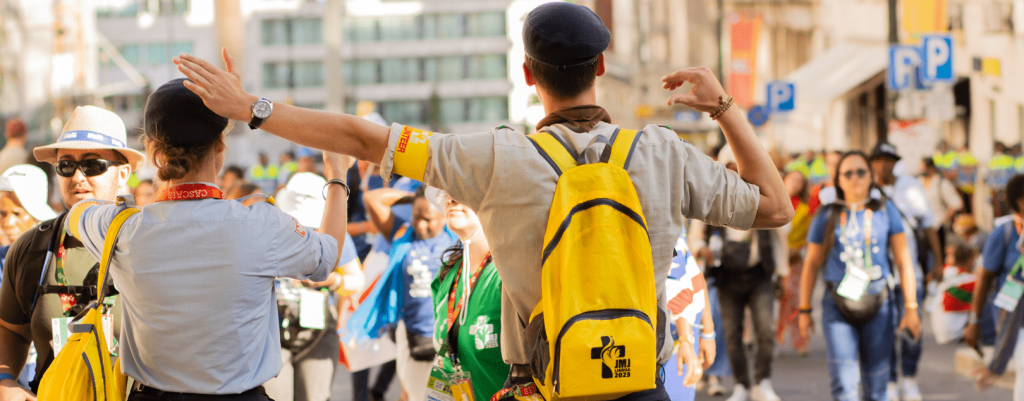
[708,376,727,396]
[725,384,749,401]
[886,382,899,401]
[751,379,781,401]
[901,377,923,401]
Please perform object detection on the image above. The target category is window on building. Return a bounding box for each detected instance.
[347,19,378,42]
[441,98,466,123]
[437,14,465,38]
[170,42,193,58]
[421,58,438,82]
[293,61,324,87]
[120,44,140,66]
[467,96,508,122]
[381,58,418,83]
[353,59,379,85]
[467,54,506,79]
[144,43,168,66]
[168,0,189,15]
[262,20,288,46]
[262,62,290,89]
[380,17,417,41]
[97,3,138,18]
[381,100,424,125]
[467,12,505,37]
[438,56,465,81]
[419,15,438,39]
[292,18,323,45]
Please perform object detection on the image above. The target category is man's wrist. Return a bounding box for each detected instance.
[237,94,260,121]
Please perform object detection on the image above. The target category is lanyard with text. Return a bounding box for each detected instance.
[840,208,874,276]
[54,229,75,313]
[156,183,225,202]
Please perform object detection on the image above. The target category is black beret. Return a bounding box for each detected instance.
[524,2,610,69]
[144,78,228,147]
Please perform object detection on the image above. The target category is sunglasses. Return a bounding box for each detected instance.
[55,159,125,178]
[841,168,869,180]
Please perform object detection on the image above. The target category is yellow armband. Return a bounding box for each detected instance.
[392,125,433,182]
[67,201,100,238]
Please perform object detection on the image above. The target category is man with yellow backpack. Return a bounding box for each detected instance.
[0,106,143,400]
[175,3,793,399]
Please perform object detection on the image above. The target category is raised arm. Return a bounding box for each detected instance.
[363,188,413,240]
[662,67,792,229]
[174,49,389,163]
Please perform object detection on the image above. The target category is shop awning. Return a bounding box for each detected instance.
[788,43,887,104]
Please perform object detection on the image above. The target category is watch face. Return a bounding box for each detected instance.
[253,100,273,119]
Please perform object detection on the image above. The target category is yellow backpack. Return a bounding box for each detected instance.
[527,127,658,400]
[38,207,139,401]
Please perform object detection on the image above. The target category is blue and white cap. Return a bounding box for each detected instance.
[33,105,146,170]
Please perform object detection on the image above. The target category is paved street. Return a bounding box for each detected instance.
[694,314,1014,401]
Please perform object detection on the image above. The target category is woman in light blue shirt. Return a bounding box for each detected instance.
[66,78,351,400]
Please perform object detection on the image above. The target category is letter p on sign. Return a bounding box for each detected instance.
[922,35,954,84]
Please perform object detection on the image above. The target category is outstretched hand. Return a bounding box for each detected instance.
[173,48,256,122]
[661,67,728,114]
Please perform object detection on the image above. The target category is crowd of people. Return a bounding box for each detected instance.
[0,3,1021,401]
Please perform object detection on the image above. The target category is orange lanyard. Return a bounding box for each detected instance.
[157,183,224,202]
[445,253,490,334]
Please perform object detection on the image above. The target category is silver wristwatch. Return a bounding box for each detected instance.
[249,97,273,130]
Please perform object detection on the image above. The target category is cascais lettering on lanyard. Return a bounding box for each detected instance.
[157,183,225,202]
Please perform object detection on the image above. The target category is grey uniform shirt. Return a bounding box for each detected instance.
[380,120,761,365]
[69,196,337,394]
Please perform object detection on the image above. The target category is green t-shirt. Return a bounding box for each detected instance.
[431,257,508,401]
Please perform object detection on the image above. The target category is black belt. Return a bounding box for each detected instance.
[133,383,267,398]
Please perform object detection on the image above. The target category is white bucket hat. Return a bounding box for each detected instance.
[276,172,328,229]
[33,105,146,171]
[1,164,57,221]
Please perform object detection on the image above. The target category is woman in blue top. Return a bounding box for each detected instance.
[797,151,921,401]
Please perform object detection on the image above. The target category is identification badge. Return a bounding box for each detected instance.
[837,268,870,301]
[52,314,114,355]
[450,370,475,401]
[299,290,327,329]
[426,365,455,401]
[995,280,1024,312]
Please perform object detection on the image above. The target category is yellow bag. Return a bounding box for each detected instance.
[38,207,139,401]
[526,127,658,400]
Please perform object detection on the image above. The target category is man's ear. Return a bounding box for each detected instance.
[523,63,535,86]
[118,165,132,188]
[596,53,605,77]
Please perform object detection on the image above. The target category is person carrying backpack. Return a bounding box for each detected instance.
[0,106,144,401]
[968,174,1024,400]
[173,3,793,398]
[798,151,921,401]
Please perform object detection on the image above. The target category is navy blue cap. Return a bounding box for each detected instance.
[144,78,229,147]
[870,142,901,161]
[524,2,610,69]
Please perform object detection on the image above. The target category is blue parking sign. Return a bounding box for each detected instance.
[767,81,794,113]
[922,35,954,83]
[888,45,922,91]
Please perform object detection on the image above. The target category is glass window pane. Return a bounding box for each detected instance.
[292,18,322,45]
[342,63,354,85]
[262,63,278,88]
[354,59,379,84]
[479,12,506,37]
[294,61,323,87]
[480,54,506,79]
[438,14,463,38]
[381,101,423,126]
[170,41,193,57]
[441,98,465,124]
[421,58,437,82]
[144,43,167,66]
[120,44,139,66]
[262,20,286,45]
[438,56,464,81]
[420,15,437,39]
[381,58,418,83]
[380,17,417,41]
[350,19,377,42]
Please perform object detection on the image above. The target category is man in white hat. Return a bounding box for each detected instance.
[0,105,145,400]
[0,165,58,246]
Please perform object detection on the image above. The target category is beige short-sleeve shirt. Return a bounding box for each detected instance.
[380,121,760,364]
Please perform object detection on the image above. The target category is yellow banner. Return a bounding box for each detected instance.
[902,0,948,43]
[392,125,433,182]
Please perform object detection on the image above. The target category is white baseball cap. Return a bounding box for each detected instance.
[33,105,146,171]
[276,172,328,229]
[1,164,57,221]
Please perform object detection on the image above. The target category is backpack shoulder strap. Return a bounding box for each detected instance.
[819,205,843,258]
[603,128,643,170]
[528,131,578,176]
[95,207,140,301]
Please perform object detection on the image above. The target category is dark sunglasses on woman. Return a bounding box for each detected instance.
[55,159,125,177]
[841,168,869,180]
